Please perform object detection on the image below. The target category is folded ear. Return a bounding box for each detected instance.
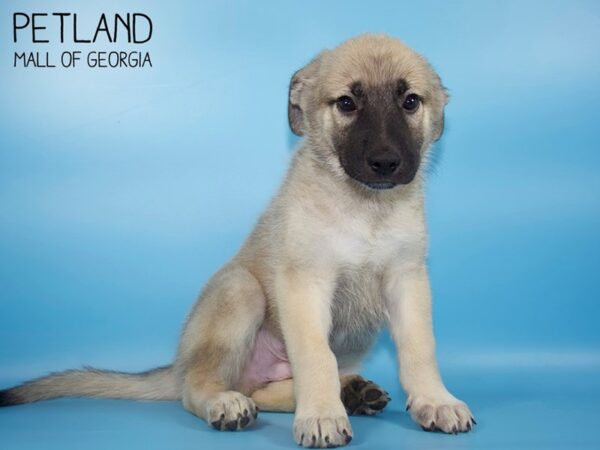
[431,85,449,142]
[288,52,326,136]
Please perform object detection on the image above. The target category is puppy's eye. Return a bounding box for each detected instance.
[336,96,357,113]
[402,94,420,112]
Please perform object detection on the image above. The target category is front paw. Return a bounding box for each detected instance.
[293,415,353,448]
[407,392,475,434]
[184,391,258,431]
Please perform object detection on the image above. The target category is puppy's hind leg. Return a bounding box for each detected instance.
[251,379,296,412]
[251,376,391,416]
[177,265,264,431]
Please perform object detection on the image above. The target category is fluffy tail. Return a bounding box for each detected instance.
[0,365,179,407]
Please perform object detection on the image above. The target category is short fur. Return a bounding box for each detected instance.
[1,34,474,447]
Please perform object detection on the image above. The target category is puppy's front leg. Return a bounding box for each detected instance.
[276,268,352,448]
[386,265,475,433]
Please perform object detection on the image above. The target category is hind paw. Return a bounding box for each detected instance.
[341,375,390,415]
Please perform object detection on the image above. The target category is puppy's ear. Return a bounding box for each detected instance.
[431,85,449,142]
[288,52,326,136]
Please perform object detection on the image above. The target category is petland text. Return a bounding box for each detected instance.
[12,12,153,68]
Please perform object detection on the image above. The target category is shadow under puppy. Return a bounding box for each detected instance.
[0,34,475,448]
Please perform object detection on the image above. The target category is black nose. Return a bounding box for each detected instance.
[367,154,401,176]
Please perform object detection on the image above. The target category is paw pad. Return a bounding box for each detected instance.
[341,376,390,415]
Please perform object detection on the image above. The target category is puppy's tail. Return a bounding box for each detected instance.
[0,365,179,407]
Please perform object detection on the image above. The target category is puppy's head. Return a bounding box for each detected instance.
[289,34,448,190]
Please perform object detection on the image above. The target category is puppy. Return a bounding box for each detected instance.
[0,34,475,447]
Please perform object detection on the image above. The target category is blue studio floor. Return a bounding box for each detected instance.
[2,348,599,450]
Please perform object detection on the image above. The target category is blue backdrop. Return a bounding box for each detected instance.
[1,1,599,449]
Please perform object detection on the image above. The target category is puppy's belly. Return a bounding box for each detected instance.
[240,327,292,391]
[239,324,378,391]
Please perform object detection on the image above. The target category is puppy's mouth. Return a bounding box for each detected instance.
[342,168,399,190]
[362,181,397,190]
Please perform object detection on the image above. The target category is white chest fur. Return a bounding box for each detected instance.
[323,203,426,270]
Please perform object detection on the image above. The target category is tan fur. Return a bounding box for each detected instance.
[1,34,474,447]
[251,375,386,414]
[251,378,295,412]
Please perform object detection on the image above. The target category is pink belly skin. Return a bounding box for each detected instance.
[240,327,292,391]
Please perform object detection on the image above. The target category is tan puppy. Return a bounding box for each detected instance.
[0,34,475,448]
